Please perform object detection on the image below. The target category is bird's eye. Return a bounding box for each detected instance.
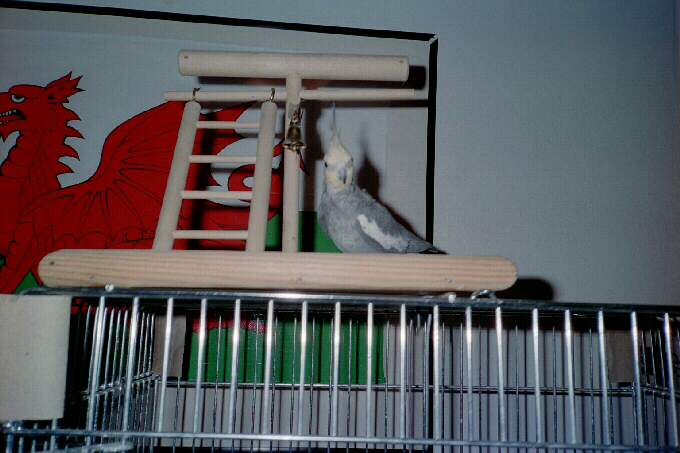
[11,94,26,103]
[324,162,328,168]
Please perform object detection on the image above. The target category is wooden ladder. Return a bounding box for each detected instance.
[152,98,278,252]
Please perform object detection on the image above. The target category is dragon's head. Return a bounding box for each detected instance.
[0,73,83,141]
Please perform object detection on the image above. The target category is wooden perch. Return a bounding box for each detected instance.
[39,250,517,293]
[178,50,409,81]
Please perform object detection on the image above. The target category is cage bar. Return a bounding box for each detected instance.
[4,290,680,453]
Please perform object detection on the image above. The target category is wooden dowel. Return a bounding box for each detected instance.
[246,100,277,252]
[196,121,259,130]
[178,50,409,82]
[180,190,253,200]
[282,74,301,253]
[164,88,416,103]
[165,90,284,102]
[189,155,257,164]
[301,88,416,101]
[152,101,201,251]
[172,230,248,240]
[39,250,518,293]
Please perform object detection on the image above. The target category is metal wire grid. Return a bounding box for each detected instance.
[2,288,680,452]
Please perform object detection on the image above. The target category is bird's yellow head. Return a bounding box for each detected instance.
[324,129,355,193]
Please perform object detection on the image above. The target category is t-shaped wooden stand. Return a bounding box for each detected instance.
[39,50,518,293]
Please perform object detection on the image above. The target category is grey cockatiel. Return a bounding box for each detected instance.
[318,115,442,254]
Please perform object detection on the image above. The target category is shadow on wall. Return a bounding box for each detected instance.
[302,100,323,211]
[497,278,554,301]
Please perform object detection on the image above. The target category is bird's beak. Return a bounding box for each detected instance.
[338,167,347,185]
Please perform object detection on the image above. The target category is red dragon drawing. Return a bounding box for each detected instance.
[0,73,285,293]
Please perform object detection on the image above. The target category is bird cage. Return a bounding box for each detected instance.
[3,50,674,453]
[2,288,680,452]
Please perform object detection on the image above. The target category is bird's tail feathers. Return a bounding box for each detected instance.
[420,245,446,255]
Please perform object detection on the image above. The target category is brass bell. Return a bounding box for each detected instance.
[283,109,306,153]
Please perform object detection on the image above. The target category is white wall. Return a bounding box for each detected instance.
[19,0,680,303]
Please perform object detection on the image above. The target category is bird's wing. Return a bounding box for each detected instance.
[350,190,427,253]
[356,213,409,252]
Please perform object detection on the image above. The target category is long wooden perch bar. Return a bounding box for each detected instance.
[178,50,409,81]
[181,190,253,200]
[196,121,259,130]
[164,88,417,103]
[172,230,248,240]
[38,250,517,293]
[188,155,256,164]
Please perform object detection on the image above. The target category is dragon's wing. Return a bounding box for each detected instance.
[22,102,250,248]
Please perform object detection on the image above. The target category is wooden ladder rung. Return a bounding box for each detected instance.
[189,155,257,164]
[172,230,248,240]
[196,121,259,130]
[181,190,253,200]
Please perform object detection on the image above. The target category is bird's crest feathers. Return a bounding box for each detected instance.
[323,104,355,191]
[330,102,342,148]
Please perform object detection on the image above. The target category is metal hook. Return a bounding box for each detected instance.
[470,289,497,300]
[191,87,200,101]
[269,88,276,102]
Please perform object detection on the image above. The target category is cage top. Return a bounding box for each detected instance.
[24,286,680,314]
